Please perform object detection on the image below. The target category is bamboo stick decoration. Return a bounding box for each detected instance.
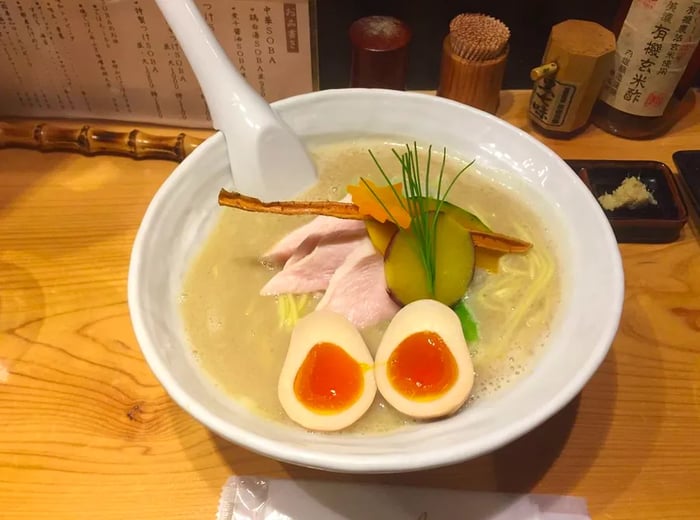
[0,119,204,162]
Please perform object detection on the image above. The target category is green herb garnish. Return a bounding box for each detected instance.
[369,143,474,296]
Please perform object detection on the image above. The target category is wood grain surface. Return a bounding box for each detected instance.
[1,91,699,519]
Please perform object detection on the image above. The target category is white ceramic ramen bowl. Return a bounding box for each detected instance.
[128,89,624,473]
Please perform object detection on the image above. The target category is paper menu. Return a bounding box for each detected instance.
[0,0,314,128]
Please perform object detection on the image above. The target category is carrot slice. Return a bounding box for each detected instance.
[347,179,411,229]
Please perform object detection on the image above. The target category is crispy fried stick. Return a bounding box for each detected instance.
[471,230,531,253]
[218,189,531,252]
[218,189,364,220]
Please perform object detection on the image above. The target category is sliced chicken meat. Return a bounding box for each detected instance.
[260,228,368,295]
[316,239,400,329]
[262,195,364,266]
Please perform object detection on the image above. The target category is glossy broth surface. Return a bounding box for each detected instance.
[180,138,560,433]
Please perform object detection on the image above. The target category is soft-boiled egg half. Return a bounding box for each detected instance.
[278,310,377,431]
[374,299,474,419]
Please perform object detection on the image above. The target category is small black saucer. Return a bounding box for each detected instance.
[566,159,688,243]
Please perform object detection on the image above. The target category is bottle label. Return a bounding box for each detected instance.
[599,0,700,117]
[529,77,579,129]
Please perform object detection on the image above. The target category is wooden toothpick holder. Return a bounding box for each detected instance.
[437,35,508,114]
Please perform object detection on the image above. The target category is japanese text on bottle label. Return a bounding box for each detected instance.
[529,77,578,128]
[599,0,700,117]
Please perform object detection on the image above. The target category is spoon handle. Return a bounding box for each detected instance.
[154,0,317,200]
[154,0,273,131]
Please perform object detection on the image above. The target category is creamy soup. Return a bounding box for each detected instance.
[180,138,559,433]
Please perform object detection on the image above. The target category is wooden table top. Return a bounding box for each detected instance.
[1,90,699,519]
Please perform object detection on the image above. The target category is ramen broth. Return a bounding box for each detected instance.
[180,138,560,433]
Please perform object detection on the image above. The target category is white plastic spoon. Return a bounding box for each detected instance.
[155,0,317,201]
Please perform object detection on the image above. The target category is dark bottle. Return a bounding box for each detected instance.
[592,0,700,139]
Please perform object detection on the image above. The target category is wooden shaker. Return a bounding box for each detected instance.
[529,20,616,137]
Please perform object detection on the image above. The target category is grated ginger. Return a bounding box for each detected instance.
[597,176,657,211]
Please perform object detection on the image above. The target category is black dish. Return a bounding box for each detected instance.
[565,159,688,243]
[672,150,700,216]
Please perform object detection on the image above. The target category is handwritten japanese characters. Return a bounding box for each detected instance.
[0,0,313,127]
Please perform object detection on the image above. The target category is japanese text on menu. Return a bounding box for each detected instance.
[0,0,313,127]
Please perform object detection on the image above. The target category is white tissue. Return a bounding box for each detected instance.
[216,476,589,520]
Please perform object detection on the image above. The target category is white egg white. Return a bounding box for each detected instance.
[278,310,377,431]
[374,299,474,419]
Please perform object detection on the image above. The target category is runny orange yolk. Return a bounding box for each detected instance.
[293,342,364,413]
[387,331,457,401]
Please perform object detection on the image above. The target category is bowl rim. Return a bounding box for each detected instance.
[128,88,624,473]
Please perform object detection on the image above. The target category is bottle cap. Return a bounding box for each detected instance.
[349,16,411,90]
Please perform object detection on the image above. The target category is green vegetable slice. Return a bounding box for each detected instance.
[453,300,479,343]
[384,213,475,306]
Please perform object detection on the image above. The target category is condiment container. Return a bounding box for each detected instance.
[349,16,412,90]
[437,14,510,114]
[528,20,616,138]
[592,0,700,139]
[567,159,688,242]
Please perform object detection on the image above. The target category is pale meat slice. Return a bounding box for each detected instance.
[261,195,363,265]
[260,229,367,295]
[316,239,400,329]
